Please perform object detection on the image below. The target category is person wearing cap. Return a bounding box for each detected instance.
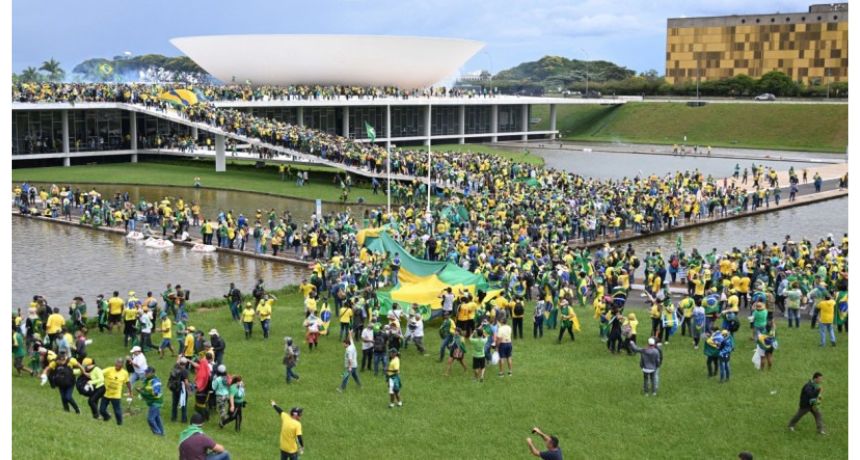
[136,366,164,436]
[212,364,232,423]
[628,337,662,396]
[122,293,140,348]
[127,346,148,386]
[271,400,303,459]
[100,358,133,425]
[526,426,563,460]
[79,357,105,419]
[257,296,274,339]
[241,302,256,339]
[386,348,402,408]
[179,413,231,460]
[210,329,226,365]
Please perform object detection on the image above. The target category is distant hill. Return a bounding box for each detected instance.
[71,54,210,82]
[493,55,636,88]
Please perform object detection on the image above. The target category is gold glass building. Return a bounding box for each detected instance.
[665,3,847,85]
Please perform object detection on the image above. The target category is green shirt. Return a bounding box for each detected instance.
[229,383,245,404]
[12,332,26,358]
[469,337,487,358]
[753,309,768,328]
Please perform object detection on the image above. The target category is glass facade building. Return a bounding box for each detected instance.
[665,3,848,84]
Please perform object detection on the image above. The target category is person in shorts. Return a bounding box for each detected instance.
[495,317,513,377]
[469,328,487,382]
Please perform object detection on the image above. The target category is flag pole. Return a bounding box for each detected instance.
[386,139,391,217]
[426,101,432,215]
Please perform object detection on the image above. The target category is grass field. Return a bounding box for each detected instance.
[531,103,848,153]
[12,159,387,205]
[12,290,848,459]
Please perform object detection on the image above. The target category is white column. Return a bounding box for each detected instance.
[61,110,70,167]
[130,153,138,163]
[458,105,465,144]
[191,126,198,142]
[385,104,392,150]
[342,106,350,138]
[549,104,558,140]
[130,112,138,150]
[490,104,498,143]
[297,106,304,127]
[520,104,529,141]
[215,134,226,172]
[424,105,431,146]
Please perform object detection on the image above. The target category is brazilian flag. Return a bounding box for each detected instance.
[365,122,376,143]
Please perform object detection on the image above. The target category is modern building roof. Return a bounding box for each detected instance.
[170,34,484,88]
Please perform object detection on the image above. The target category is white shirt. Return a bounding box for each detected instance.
[442,294,454,312]
[131,353,148,374]
[140,312,153,334]
[412,317,424,338]
[361,328,374,350]
[344,344,357,369]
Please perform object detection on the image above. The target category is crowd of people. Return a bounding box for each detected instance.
[11,82,501,104]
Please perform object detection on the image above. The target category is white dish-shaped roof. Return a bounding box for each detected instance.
[170,34,484,88]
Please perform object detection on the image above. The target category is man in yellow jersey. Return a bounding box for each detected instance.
[107,290,124,333]
[386,348,402,408]
[159,312,175,358]
[241,303,256,339]
[257,297,274,339]
[271,401,304,459]
[184,326,197,359]
[45,307,66,347]
[100,358,133,425]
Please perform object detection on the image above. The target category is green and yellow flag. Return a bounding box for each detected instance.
[364,122,376,143]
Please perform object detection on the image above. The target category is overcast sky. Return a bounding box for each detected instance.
[13,0,826,77]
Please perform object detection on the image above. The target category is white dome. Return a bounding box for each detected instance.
[170,34,484,88]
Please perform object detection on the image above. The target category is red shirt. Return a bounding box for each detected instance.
[196,358,210,390]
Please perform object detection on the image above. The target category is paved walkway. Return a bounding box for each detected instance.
[502,140,846,163]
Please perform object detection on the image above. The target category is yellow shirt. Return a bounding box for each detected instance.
[457,302,476,322]
[257,302,272,321]
[46,313,66,334]
[387,356,400,376]
[108,297,124,315]
[102,367,129,399]
[339,307,353,324]
[278,414,303,454]
[818,299,836,324]
[299,283,315,299]
[183,334,195,357]
[305,298,317,315]
[123,308,138,322]
[241,308,256,323]
[161,318,172,339]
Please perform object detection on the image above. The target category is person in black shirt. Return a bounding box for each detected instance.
[526,426,563,460]
[788,372,826,434]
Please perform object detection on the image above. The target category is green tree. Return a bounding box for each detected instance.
[19,66,42,83]
[39,58,65,82]
[757,71,798,96]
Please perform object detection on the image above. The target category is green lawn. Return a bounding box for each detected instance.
[531,102,848,153]
[12,159,387,205]
[12,290,847,459]
[404,144,545,166]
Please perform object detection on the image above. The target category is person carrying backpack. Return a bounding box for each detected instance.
[224,283,242,322]
[79,357,105,419]
[168,358,191,423]
[41,350,81,414]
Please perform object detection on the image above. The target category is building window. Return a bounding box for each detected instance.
[801,16,806,21]
[756,18,760,23]
[741,19,746,23]
[817,16,822,20]
[786,17,791,22]
[770,18,775,22]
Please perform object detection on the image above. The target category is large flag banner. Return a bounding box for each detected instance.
[358,229,500,319]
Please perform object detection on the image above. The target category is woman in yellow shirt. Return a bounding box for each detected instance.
[241,303,256,339]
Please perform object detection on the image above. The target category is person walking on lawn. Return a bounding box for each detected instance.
[788,372,826,435]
